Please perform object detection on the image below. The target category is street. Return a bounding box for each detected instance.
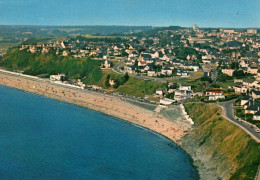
[218,100,260,142]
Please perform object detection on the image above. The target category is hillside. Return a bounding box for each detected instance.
[0,48,164,98]
[182,103,260,180]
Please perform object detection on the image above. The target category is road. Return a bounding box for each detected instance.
[218,100,260,143]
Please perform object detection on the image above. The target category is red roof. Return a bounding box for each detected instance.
[206,90,222,93]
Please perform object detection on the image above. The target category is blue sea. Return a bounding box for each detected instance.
[0,85,198,180]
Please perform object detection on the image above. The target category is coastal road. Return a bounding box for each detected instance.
[218,100,260,143]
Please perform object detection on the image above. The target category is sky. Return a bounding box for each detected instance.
[0,0,259,28]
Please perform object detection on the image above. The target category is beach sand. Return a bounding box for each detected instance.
[0,71,189,143]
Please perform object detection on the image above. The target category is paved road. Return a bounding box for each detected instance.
[218,100,260,142]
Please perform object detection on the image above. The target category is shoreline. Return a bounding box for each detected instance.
[0,71,190,144]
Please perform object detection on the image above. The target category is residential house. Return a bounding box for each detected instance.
[206,90,223,96]
[241,95,251,106]
[101,59,111,69]
[174,90,192,101]
[109,79,115,86]
[124,65,136,74]
[222,69,235,76]
[156,88,164,97]
[234,79,243,83]
[245,101,260,114]
[161,67,172,76]
[179,85,192,91]
[205,90,225,101]
[177,69,188,77]
[167,84,178,93]
[233,86,247,94]
[247,67,258,74]
[252,90,260,99]
[29,45,37,53]
[62,50,69,56]
[160,98,175,105]
[253,111,260,120]
[50,74,66,81]
[147,70,157,77]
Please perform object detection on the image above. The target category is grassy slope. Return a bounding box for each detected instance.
[184,103,260,180]
[92,69,164,97]
[117,77,163,97]
[0,49,164,98]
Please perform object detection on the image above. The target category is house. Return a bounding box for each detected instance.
[62,50,69,56]
[77,79,86,89]
[247,67,258,75]
[206,90,223,96]
[177,69,188,77]
[245,101,260,114]
[156,88,164,97]
[241,95,251,106]
[252,90,260,99]
[222,69,234,76]
[179,85,192,91]
[109,79,115,86]
[124,65,136,74]
[174,90,192,101]
[168,84,178,93]
[208,95,225,101]
[234,79,243,83]
[206,90,225,100]
[161,67,172,76]
[29,45,37,53]
[253,111,260,120]
[160,98,175,105]
[101,59,111,69]
[50,74,66,81]
[139,53,152,61]
[233,86,247,94]
[147,70,157,77]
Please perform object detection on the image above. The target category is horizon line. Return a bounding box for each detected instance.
[0,24,259,29]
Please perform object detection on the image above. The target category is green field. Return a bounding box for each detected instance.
[0,43,19,51]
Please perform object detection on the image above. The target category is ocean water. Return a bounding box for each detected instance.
[0,85,198,180]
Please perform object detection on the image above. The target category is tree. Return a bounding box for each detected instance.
[233,70,245,77]
[124,73,129,82]
[134,60,138,67]
[231,61,239,69]
[105,74,111,87]
[113,81,119,88]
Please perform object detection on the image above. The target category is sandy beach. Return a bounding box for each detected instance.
[0,71,189,143]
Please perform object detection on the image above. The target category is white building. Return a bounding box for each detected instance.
[50,74,66,81]
[160,98,175,105]
[179,85,191,91]
[247,29,257,34]
[222,69,234,76]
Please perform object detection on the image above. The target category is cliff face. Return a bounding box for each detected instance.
[181,103,260,180]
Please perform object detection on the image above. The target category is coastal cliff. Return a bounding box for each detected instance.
[181,103,260,180]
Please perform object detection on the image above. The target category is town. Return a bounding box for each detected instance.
[1,25,260,133]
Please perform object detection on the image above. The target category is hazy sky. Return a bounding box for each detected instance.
[0,0,259,28]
